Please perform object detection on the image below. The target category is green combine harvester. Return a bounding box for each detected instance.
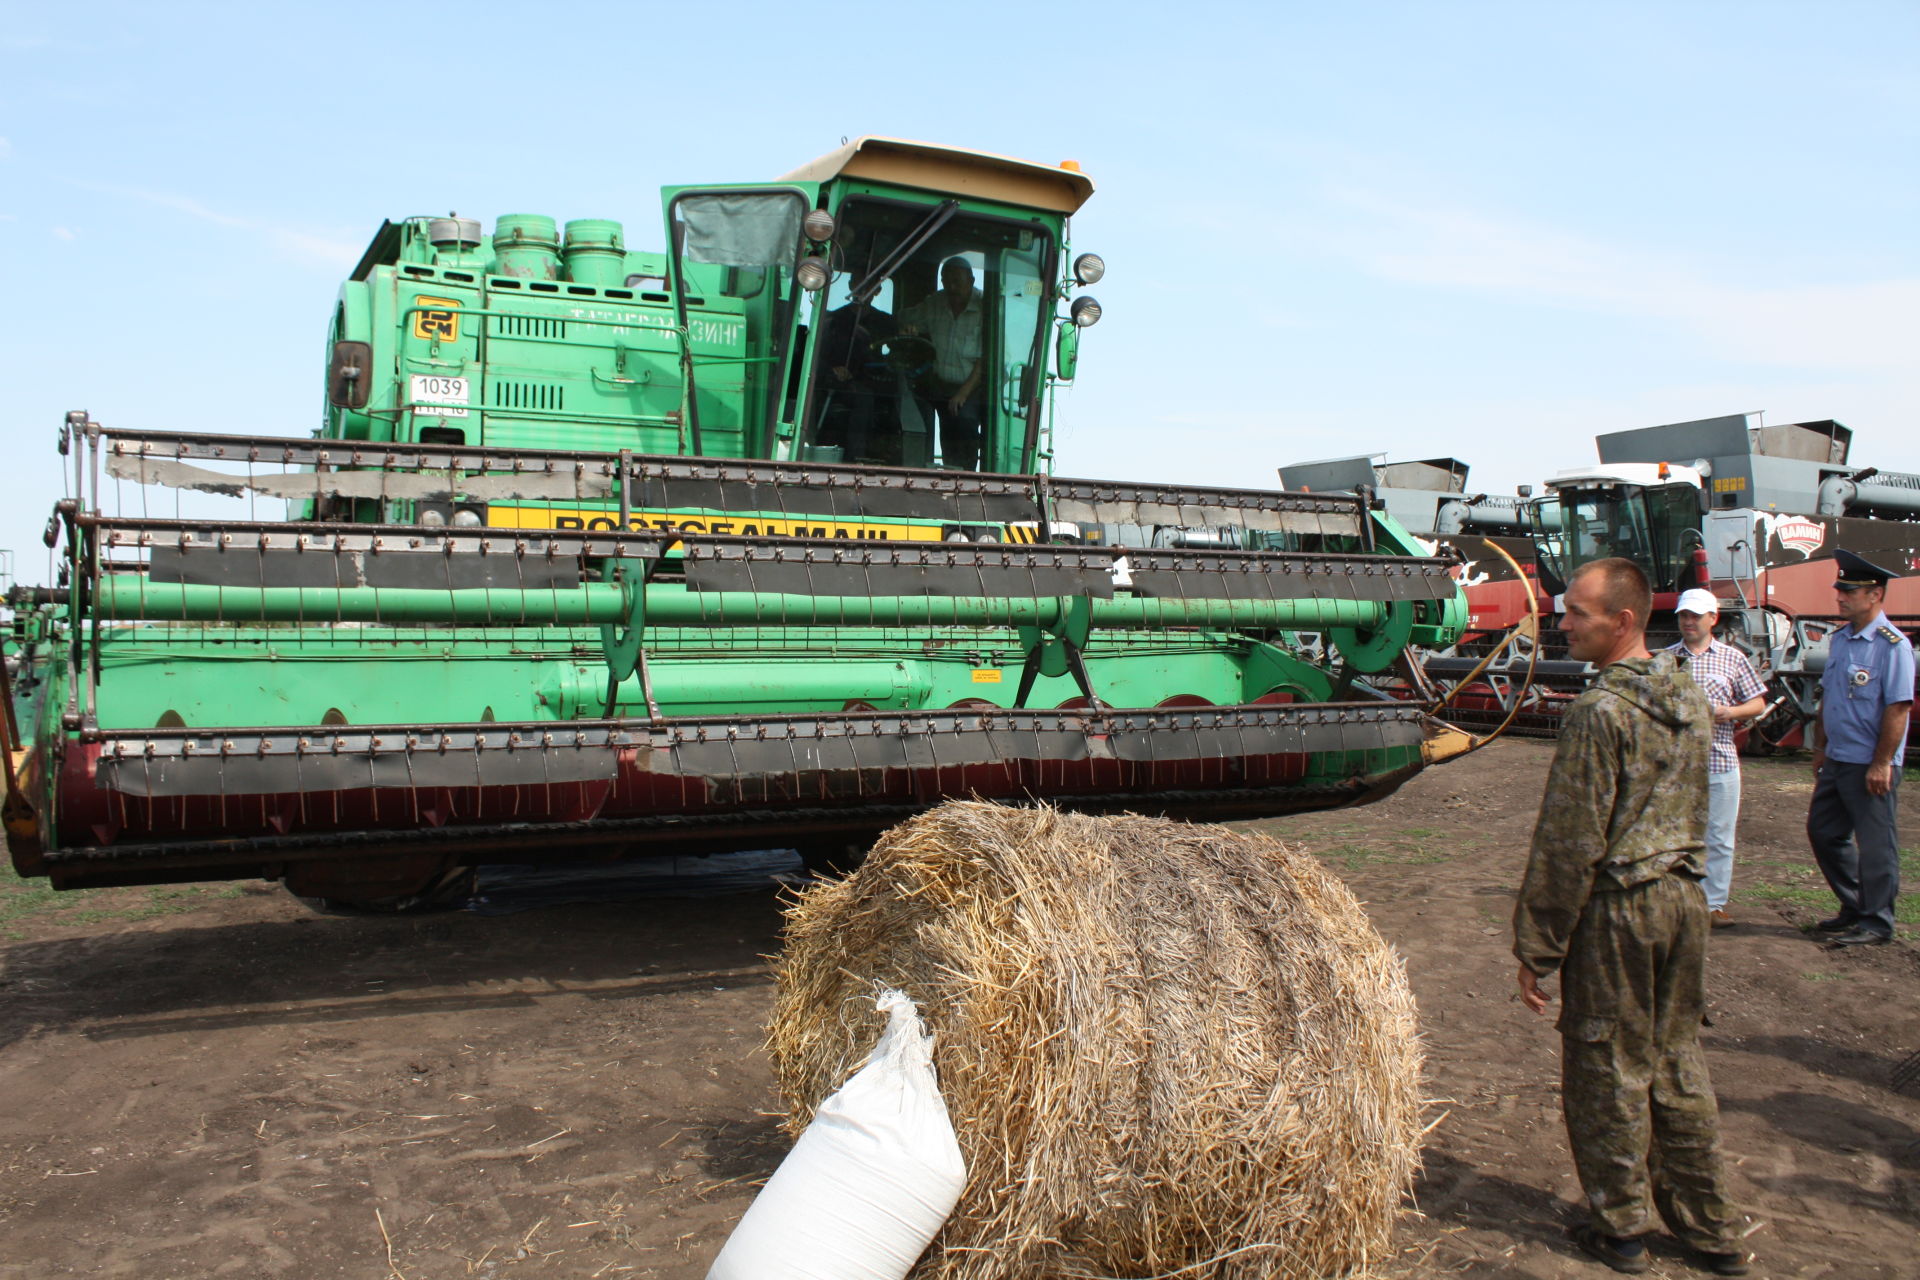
[3,138,1471,908]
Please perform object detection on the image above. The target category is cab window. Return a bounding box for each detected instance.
[799,196,1054,473]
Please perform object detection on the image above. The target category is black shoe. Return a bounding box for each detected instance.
[1814,914,1855,932]
[1570,1224,1650,1273]
[1827,925,1890,948]
[1688,1247,1752,1275]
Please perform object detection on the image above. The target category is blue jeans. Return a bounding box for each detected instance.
[1704,769,1740,911]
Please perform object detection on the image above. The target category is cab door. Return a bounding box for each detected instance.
[664,186,815,459]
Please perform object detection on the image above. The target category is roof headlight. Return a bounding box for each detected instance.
[802,209,836,242]
[1070,295,1103,328]
[1072,253,1105,285]
[796,255,830,292]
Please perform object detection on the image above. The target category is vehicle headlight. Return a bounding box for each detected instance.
[418,506,448,526]
[1072,253,1105,285]
[451,507,484,528]
[1070,295,1103,328]
[802,209,836,243]
[796,256,830,292]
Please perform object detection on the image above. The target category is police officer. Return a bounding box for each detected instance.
[1807,548,1915,947]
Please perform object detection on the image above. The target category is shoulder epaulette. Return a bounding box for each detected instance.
[1877,624,1906,644]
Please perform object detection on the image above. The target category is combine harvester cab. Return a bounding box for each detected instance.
[4,139,1473,908]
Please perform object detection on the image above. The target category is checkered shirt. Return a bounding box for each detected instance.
[1665,637,1767,773]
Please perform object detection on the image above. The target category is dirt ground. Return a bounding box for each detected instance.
[2,738,1916,1279]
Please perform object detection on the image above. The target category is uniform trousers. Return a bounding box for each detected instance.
[1557,874,1742,1251]
[1806,761,1902,938]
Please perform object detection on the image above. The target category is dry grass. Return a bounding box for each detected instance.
[770,801,1423,1280]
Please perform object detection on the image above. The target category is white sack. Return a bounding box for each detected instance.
[706,990,966,1280]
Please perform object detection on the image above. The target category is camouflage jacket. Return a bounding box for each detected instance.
[1513,653,1710,978]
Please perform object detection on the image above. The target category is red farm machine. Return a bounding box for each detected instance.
[1289,415,1920,747]
[3,138,1478,909]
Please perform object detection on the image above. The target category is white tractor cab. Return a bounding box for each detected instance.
[1527,462,1709,600]
[1525,461,1803,720]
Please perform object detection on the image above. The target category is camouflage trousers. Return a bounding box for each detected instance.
[1557,873,1743,1251]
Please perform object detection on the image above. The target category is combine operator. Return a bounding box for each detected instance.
[1807,548,1914,948]
[1513,557,1750,1276]
[898,257,986,472]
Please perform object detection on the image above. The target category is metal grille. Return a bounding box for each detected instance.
[490,381,567,411]
[490,315,568,340]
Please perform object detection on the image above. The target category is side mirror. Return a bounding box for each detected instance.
[1055,323,1080,381]
[328,340,373,410]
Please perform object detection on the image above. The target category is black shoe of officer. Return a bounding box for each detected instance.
[1827,925,1890,948]
[1814,914,1854,932]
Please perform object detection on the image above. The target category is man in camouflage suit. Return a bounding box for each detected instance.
[1513,558,1750,1276]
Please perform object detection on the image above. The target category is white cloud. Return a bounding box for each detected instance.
[52,226,76,241]
[79,182,248,228]
[1319,188,1920,373]
[270,228,360,268]
[69,180,360,267]
[1685,279,1919,370]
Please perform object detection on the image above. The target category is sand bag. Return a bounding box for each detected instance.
[706,990,966,1280]
[770,801,1424,1280]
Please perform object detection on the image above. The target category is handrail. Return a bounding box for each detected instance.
[1436,537,1544,752]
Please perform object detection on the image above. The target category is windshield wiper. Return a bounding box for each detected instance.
[850,200,959,305]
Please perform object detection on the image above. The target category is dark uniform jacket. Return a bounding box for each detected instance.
[1513,653,1710,978]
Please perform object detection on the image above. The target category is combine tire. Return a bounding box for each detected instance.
[795,840,868,880]
[291,865,477,915]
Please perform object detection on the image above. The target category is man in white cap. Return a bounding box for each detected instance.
[1666,589,1768,927]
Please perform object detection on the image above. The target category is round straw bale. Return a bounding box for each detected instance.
[769,800,1423,1280]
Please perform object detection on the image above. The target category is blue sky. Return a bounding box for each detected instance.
[2,1,1914,584]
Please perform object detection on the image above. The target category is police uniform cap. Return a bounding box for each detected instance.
[1832,547,1898,590]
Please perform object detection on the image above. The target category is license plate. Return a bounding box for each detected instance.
[410,374,470,417]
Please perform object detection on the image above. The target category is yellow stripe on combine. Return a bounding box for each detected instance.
[487,506,950,542]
